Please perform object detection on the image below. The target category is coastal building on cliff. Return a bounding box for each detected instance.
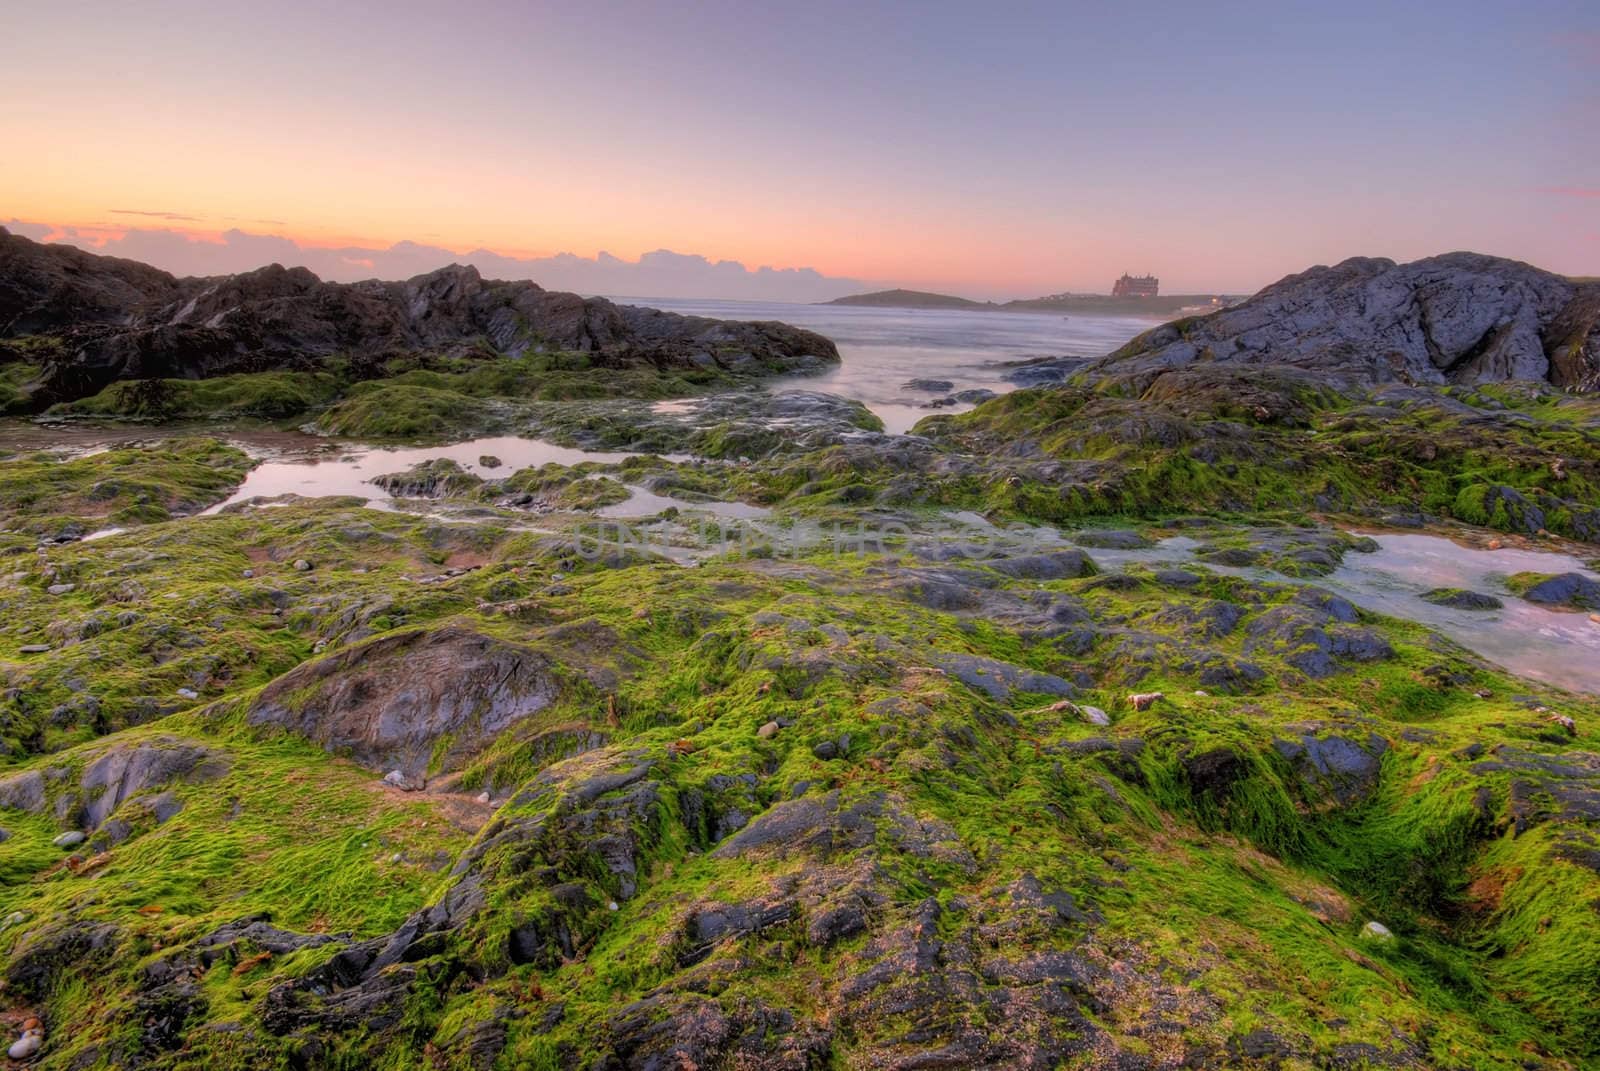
[1112,273,1159,298]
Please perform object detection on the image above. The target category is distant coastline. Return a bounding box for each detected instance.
[822,287,1241,317]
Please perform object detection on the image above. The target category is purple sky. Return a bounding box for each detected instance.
[3,0,1596,298]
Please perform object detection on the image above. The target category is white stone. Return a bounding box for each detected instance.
[382,769,417,790]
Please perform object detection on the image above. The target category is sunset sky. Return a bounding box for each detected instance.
[3,0,1597,298]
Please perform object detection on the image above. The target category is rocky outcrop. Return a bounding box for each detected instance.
[1093,253,1600,392]
[0,228,840,408]
[246,624,562,778]
[0,736,226,834]
[0,231,176,334]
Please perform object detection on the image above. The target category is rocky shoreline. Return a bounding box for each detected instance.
[0,227,840,413]
[1,246,1599,1070]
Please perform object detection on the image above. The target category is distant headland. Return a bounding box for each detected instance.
[823,277,1241,316]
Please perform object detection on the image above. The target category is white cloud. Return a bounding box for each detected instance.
[11,222,866,302]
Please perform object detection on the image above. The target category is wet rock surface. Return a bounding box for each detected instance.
[247,624,562,777]
[1519,572,1600,611]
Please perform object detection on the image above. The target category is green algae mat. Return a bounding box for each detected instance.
[2,361,1600,1070]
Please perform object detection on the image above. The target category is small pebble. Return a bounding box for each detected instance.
[1361,920,1396,943]
[46,583,75,595]
[241,568,255,579]
[293,559,313,571]
[607,901,619,912]
[177,688,199,700]
[756,720,780,739]
[19,644,51,654]
[52,831,86,848]
[475,791,491,804]
[382,769,418,791]
[9,1032,42,1059]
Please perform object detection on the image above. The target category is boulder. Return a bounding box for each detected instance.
[247,625,561,777]
[1521,573,1600,611]
[987,549,1097,580]
[1092,252,1600,392]
[1421,588,1503,611]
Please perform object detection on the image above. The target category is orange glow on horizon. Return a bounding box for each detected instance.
[7,198,1125,297]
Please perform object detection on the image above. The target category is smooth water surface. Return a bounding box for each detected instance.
[1091,532,1600,694]
[204,436,651,512]
[622,298,1153,433]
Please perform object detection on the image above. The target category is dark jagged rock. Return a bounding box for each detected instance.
[0,227,840,408]
[1274,731,1389,806]
[1471,748,1600,871]
[258,752,668,1038]
[1000,355,1091,386]
[5,920,123,1000]
[1094,252,1600,392]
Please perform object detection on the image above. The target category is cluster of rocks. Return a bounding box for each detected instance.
[8,1018,45,1060]
[0,227,840,408]
[0,737,225,850]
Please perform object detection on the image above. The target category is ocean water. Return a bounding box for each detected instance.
[13,298,1598,693]
[615,298,1157,433]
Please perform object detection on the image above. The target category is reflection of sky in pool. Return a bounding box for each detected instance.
[204,436,665,513]
[1088,533,1600,695]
